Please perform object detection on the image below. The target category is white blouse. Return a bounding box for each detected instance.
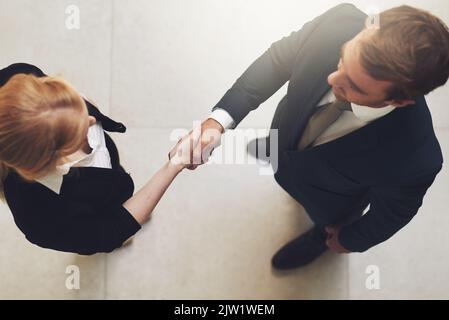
[36,122,112,194]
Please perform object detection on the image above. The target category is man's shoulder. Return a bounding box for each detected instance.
[298,3,367,48]
[318,3,367,26]
[329,3,365,17]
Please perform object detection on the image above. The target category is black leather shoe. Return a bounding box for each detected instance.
[247,137,270,160]
[272,227,328,270]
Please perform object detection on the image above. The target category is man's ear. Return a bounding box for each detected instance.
[386,99,415,108]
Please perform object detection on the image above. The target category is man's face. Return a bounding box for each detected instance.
[327,30,412,108]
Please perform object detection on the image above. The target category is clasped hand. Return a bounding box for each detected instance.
[168,118,224,169]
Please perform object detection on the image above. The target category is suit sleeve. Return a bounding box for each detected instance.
[338,168,442,252]
[6,181,141,255]
[212,3,357,126]
[36,199,142,255]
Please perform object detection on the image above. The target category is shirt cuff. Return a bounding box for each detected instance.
[209,108,235,130]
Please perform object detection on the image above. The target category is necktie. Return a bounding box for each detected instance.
[297,100,352,150]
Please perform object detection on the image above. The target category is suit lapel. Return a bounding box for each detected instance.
[277,13,366,151]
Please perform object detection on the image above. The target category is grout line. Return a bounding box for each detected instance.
[104,253,108,299]
[103,0,115,300]
[108,0,115,118]
[345,252,351,299]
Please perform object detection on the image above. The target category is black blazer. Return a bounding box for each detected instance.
[213,3,444,252]
[1,63,141,255]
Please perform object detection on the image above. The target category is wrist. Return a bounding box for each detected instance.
[205,117,225,134]
[166,159,184,173]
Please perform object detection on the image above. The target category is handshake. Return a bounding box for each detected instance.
[168,118,225,169]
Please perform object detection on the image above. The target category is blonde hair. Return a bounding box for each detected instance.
[0,73,89,197]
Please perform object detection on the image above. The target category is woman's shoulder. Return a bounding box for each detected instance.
[3,170,58,210]
[3,171,54,232]
[0,63,46,87]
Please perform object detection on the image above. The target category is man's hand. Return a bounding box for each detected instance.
[169,118,224,169]
[325,226,350,254]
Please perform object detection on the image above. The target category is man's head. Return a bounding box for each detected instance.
[327,5,449,108]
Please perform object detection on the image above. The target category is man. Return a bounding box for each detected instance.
[170,4,448,269]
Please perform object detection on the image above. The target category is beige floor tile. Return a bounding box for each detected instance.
[106,128,349,299]
[0,0,112,115]
[109,0,323,129]
[0,203,105,299]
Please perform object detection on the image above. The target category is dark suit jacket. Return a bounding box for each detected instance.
[213,3,444,252]
[1,63,141,255]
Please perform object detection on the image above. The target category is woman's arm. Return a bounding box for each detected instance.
[122,131,200,225]
[122,160,183,225]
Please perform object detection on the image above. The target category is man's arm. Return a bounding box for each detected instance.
[174,7,338,161]
[204,25,313,135]
[338,168,442,252]
[212,12,326,127]
[212,3,363,127]
[172,4,363,165]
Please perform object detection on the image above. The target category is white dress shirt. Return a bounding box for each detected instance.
[36,122,112,194]
[210,90,396,146]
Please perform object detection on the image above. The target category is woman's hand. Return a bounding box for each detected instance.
[122,126,204,225]
[168,119,223,170]
[168,126,203,170]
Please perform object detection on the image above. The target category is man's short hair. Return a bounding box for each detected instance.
[359,5,449,99]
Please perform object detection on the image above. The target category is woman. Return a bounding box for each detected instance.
[0,63,193,255]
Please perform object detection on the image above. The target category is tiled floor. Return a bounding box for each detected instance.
[0,0,448,299]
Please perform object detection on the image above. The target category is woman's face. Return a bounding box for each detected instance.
[60,115,96,158]
[78,115,96,150]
